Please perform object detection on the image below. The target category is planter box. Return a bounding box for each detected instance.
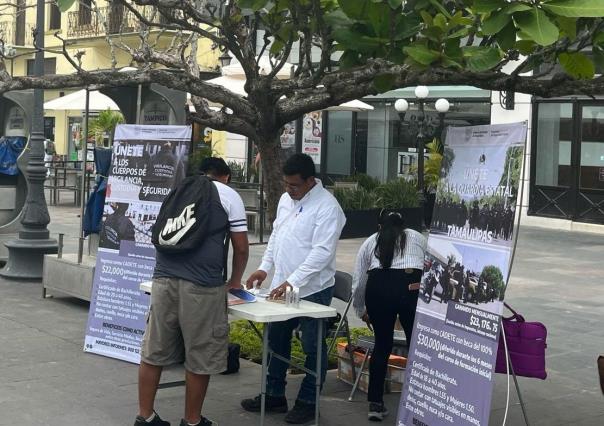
[340,207,423,239]
[336,342,407,393]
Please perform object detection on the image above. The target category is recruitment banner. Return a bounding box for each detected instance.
[84,124,191,364]
[397,122,527,426]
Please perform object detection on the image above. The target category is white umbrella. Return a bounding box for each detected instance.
[222,56,295,79]
[206,75,247,97]
[325,99,374,112]
[44,89,120,111]
[193,76,373,112]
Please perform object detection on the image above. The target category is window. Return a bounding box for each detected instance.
[78,0,92,26]
[326,112,353,176]
[534,103,573,187]
[49,3,61,30]
[26,58,57,76]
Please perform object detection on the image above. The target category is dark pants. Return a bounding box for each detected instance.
[266,286,334,404]
[365,268,421,403]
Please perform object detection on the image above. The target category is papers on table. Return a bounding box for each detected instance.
[228,288,257,306]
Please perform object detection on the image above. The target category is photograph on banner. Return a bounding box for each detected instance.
[99,201,160,253]
[418,235,509,318]
[429,138,523,248]
[106,138,188,202]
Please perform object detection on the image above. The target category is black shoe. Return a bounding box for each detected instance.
[240,394,288,413]
[134,412,170,426]
[284,400,316,424]
[179,417,215,426]
[368,402,389,422]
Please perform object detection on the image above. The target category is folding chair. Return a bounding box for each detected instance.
[348,334,408,401]
[327,271,356,381]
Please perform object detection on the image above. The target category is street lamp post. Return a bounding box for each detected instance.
[1,0,58,279]
[395,86,449,230]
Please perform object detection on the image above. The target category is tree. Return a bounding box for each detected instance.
[2,0,604,218]
[480,265,505,300]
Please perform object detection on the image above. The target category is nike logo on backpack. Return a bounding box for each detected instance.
[159,203,196,246]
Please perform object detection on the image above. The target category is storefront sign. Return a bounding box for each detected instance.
[397,123,527,426]
[599,167,604,182]
[84,124,191,364]
[142,101,171,125]
[302,111,322,165]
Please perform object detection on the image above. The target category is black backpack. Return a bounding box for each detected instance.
[151,175,220,254]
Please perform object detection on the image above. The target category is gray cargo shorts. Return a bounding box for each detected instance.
[141,277,229,375]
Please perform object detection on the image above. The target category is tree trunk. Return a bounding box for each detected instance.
[257,135,284,223]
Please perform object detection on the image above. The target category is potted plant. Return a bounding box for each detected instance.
[334,175,421,239]
[88,109,125,147]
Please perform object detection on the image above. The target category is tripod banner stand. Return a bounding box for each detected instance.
[397,123,527,426]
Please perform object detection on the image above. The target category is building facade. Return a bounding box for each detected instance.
[0,1,220,158]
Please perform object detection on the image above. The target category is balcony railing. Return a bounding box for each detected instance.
[67,6,168,39]
[0,21,35,47]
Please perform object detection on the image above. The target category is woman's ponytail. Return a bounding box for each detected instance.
[374,209,407,269]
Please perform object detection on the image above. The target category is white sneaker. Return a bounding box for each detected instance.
[368,402,389,421]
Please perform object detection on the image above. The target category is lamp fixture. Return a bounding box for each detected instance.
[414,85,429,99]
[219,52,232,68]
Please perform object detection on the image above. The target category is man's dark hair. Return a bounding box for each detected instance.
[283,153,316,179]
[199,157,231,177]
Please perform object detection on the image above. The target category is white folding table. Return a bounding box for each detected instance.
[140,281,337,426]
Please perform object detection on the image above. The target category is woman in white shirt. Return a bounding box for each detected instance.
[352,209,427,421]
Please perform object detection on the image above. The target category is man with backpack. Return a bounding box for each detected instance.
[134,157,249,426]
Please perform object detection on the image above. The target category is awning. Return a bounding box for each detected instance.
[44,89,120,111]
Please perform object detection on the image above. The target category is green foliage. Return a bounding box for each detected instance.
[542,0,604,18]
[498,146,524,193]
[186,145,213,176]
[324,0,604,82]
[334,177,419,211]
[334,187,378,211]
[480,265,506,300]
[424,138,444,192]
[341,173,381,191]
[514,8,559,47]
[375,178,420,209]
[88,109,124,146]
[229,320,372,369]
[558,52,595,79]
[228,160,246,181]
[57,0,76,13]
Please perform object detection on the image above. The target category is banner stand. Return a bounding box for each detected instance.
[397,123,529,426]
[499,120,531,426]
[501,328,531,426]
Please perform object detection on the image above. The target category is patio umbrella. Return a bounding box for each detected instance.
[192,76,373,112]
[44,89,120,111]
[325,99,374,112]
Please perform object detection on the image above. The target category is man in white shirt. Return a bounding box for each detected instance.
[241,153,346,424]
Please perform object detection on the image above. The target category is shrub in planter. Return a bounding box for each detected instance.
[336,178,421,238]
[229,320,373,371]
[375,178,420,209]
[341,173,381,192]
[334,187,377,211]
